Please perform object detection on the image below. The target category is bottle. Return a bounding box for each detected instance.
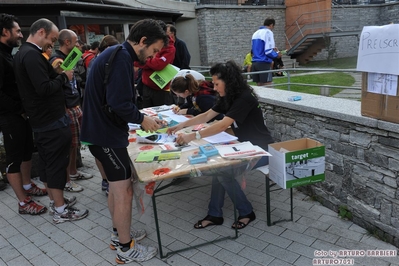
[288,96,302,101]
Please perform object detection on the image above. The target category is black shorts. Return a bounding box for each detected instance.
[252,62,273,83]
[0,114,33,173]
[34,126,72,189]
[88,145,132,182]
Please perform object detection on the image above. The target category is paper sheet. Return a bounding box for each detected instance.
[202,131,238,144]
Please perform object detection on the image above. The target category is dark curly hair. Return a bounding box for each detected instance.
[0,13,19,35]
[210,60,257,110]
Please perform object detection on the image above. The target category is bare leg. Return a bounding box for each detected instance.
[50,188,65,207]
[96,158,108,181]
[7,172,26,202]
[68,147,77,176]
[108,179,133,244]
[21,160,32,186]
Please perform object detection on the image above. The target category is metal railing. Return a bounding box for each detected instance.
[195,0,285,5]
[190,66,361,96]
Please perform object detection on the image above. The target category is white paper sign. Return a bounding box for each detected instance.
[367,72,398,96]
[356,24,399,75]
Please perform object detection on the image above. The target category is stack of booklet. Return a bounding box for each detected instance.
[215,141,271,159]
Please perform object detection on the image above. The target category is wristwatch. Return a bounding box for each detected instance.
[195,131,202,140]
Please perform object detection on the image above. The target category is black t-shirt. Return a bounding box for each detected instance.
[212,89,274,150]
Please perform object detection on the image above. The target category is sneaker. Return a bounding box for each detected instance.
[110,229,147,250]
[49,196,77,215]
[64,181,83,192]
[115,240,157,263]
[53,206,89,224]
[70,171,93,180]
[18,196,47,215]
[26,182,47,196]
[102,179,109,191]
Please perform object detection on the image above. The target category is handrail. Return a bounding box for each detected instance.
[191,66,361,94]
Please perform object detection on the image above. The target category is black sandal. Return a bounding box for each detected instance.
[231,211,256,230]
[194,215,224,229]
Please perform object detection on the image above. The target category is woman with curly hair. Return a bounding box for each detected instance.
[167,60,274,230]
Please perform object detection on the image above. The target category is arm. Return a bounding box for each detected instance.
[176,115,234,145]
[141,41,176,71]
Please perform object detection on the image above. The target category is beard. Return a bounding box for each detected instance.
[137,47,148,65]
[6,37,20,48]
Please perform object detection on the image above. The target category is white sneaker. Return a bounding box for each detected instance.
[64,181,83,192]
[115,240,157,263]
[53,206,89,224]
[49,196,77,215]
[70,171,93,180]
[110,229,147,250]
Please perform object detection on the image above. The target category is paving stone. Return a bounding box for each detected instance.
[213,248,250,265]
[281,229,317,246]
[239,246,274,265]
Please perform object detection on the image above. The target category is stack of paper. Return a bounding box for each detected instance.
[136,133,176,144]
[215,141,271,159]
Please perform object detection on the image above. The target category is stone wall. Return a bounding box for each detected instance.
[196,2,399,64]
[254,87,399,247]
[196,6,285,66]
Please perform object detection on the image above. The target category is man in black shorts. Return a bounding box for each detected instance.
[14,18,88,223]
[0,13,48,215]
[81,19,168,263]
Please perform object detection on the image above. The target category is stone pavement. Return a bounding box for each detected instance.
[0,148,398,266]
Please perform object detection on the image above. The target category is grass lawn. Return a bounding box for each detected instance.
[248,56,358,96]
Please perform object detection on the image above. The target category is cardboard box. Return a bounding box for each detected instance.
[268,138,325,189]
[361,72,399,124]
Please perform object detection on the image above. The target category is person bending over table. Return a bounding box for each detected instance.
[167,60,274,230]
[170,69,223,121]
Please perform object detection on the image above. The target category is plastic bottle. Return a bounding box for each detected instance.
[288,96,302,101]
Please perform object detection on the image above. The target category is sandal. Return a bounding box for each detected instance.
[231,211,256,230]
[194,215,224,229]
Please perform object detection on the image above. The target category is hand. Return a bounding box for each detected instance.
[140,116,162,132]
[63,70,74,81]
[51,58,64,74]
[154,117,168,127]
[172,105,180,114]
[167,124,183,135]
[176,133,195,145]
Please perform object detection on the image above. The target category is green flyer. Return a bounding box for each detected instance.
[60,46,83,70]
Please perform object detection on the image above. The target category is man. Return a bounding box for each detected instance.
[166,24,191,69]
[13,18,88,223]
[166,24,191,105]
[82,41,99,68]
[0,13,48,215]
[251,17,281,86]
[49,29,92,193]
[135,20,175,108]
[81,19,167,264]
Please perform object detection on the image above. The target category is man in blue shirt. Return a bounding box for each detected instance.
[251,18,282,86]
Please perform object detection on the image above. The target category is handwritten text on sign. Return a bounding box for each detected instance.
[356,24,399,75]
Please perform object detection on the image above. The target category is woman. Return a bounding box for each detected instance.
[170,69,222,120]
[167,60,274,230]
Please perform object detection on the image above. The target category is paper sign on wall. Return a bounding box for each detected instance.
[356,24,399,75]
[367,73,398,96]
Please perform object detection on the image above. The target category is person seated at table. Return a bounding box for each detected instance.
[167,60,274,230]
[170,69,223,121]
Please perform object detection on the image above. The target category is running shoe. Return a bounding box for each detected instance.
[102,179,109,191]
[110,229,147,250]
[115,240,157,263]
[69,171,93,180]
[49,196,77,215]
[26,182,47,196]
[18,196,47,215]
[64,180,83,192]
[53,206,88,224]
